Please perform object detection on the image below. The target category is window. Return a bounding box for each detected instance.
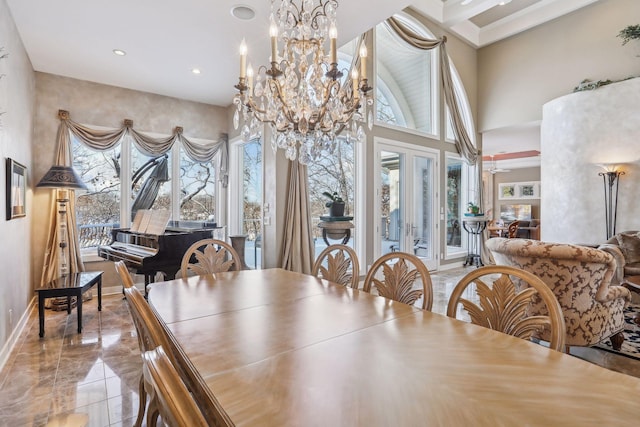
[240,140,262,268]
[445,65,475,144]
[445,155,469,257]
[375,15,436,135]
[179,149,216,221]
[307,136,355,256]
[131,146,171,218]
[74,140,121,248]
[73,134,220,250]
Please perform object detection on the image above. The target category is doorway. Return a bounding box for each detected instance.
[376,140,439,271]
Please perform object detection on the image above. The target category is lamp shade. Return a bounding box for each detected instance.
[36,165,87,190]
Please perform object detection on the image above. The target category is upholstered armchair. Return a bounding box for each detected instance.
[486,238,631,350]
[598,231,640,285]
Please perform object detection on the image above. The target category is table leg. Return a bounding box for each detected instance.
[39,294,45,338]
[97,277,102,311]
[322,229,330,246]
[67,296,71,314]
[77,291,83,333]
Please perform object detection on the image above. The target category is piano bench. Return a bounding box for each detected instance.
[35,271,103,338]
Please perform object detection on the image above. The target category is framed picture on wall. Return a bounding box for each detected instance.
[6,158,27,220]
[498,183,516,200]
[516,181,540,199]
[499,181,540,200]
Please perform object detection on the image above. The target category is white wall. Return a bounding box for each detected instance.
[0,0,35,360]
[541,78,640,244]
[478,0,640,132]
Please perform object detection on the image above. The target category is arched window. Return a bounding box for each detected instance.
[375,14,437,135]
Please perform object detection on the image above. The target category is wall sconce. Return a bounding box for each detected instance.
[598,164,625,240]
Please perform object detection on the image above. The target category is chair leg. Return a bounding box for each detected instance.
[135,374,146,427]
[610,331,624,351]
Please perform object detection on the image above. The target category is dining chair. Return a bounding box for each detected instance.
[123,284,234,427]
[446,265,566,351]
[180,238,241,278]
[312,244,360,289]
[142,346,209,427]
[507,220,521,238]
[115,260,135,290]
[363,252,433,311]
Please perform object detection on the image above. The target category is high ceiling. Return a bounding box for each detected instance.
[6,1,600,171]
[7,0,599,108]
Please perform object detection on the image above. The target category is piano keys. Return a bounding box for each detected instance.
[98,221,222,296]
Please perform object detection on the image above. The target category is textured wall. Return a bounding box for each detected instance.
[32,73,228,288]
[541,78,640,244]
[0,0,35,359]
[478,0,640,132]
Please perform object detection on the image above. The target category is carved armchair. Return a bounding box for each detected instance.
[486,238,631,349]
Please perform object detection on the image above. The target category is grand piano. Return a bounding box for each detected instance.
[98,220,222,296]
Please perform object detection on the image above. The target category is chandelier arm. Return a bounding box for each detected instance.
[245,98,267,116]
[312,79,340,125]
[266,78,298,128]
[281,2,301,28]
[308,0,339,31]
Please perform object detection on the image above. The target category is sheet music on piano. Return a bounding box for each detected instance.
[130,209,171,235]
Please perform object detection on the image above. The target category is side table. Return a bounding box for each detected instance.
[35,271,103,337]
[462,217,487,267]
[318,218,354,246]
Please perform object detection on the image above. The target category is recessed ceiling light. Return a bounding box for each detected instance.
[461,0,473,5]
[231,5,255,20]
[499,0,512,5]
[192,68,202,75]
[112,49,126,56]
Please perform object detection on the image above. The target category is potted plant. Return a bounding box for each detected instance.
[617,24,640,46]
[467,202,480,215]
[323,191,345,217]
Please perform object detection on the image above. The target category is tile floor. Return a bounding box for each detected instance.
[1,266,639,426]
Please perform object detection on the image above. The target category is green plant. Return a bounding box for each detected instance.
[618,24,640,45]
[322,191,344,207]
[467,202,480,214]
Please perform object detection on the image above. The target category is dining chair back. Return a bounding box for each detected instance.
[446,265,566,351]
[115,261,135,290]
[123,284,176,427]
[142,346,209,427]
[180,238,241,278]
[507,220,521,238]
[312,244,360,289]
[363,252,433,311]
[124,285,234,426]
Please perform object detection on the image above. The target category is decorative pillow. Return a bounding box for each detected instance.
[615,233,640,264]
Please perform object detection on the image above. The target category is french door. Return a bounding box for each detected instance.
[376,139,438,271]
[229,138,263,269]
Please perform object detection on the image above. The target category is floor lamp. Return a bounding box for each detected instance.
[598,167,624,241]
[36,165,87,277]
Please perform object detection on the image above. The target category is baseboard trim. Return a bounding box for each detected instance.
[0,296,36,375]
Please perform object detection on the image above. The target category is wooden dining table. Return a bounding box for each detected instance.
[147,268,640,426]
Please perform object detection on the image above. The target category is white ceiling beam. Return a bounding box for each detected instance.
[478,0,600,46]
[408,0,445,23]
[449,19,481,46]
[442,0,502,26]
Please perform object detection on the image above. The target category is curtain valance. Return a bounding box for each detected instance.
[56,110,229,181]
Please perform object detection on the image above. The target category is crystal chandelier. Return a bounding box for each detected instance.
[233,0,372,164]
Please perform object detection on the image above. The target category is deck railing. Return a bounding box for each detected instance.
[78,223,117,248]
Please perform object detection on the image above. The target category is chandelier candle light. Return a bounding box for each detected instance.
[233,0,372,164]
